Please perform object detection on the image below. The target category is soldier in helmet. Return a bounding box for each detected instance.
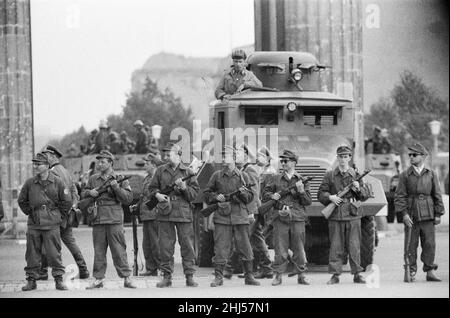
[18,152,72,291]
[92,121,109,154]
[394,142,445,282]
[133,120,149,154]
[318,145,370,285]
[215,49,263,101]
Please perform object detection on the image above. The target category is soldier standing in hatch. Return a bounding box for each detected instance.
[263,150,312,286]
[82,150,136,289]
[215,49,263,101]
[318,145,370,285]
[92,121,109,154]
[394,142,444,282]
[137,152,163,276]
[18,153,72,291]
[148,142,200,288]
[204,145,260,287]
[38,146,90,280]
[134,120,149,154]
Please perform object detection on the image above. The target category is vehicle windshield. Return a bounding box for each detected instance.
[277,134,351,163]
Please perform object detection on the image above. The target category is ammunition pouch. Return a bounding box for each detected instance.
[277,205,292,223]
[217,202,232,216]
[156,200,172,216]
[87,202,98,225]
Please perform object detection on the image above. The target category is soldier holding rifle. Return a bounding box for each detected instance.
[82,150,136,289]
[204,145,260,287]
[262,150,312,286]
[148,142,200,288]
[318,146,370,285]
[394,143,444,282]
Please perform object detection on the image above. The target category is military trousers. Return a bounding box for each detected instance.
[158,221,196,276]
[25,227,65,280]
[142,220,160,272]
[92,224,131,279]
[272,219,307,274]
[328,219,363,275]
[407,220,438,273]
[41,225,88,273]
[213,224,253,266]
[249,217,272,272]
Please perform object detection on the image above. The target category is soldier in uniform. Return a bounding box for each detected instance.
[215,49,263,101]
[204,145,260,287]
[263,150,312,286]
[120,130,135,154]
[134,120,150,154]
[138,152,163,276]
[92,121,109,154]
[394,142,445,282]
[82,150,136,289]
[318,146,370,285]
[148,142,200,288]
[39,146,89,280]
[18,153,72,291]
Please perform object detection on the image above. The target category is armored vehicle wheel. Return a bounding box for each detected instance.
[360,216,376,270]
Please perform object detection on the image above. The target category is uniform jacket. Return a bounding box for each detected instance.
[204,167,254,225]
[135,128,149,154]
[240,163,261,215]
[317,167,370,221]
[93,130,108,154]
[148,163,199,222]
[394,166,444,222]
[263,171,312,222]
[81,171,133,225]
[18,173,72,230]
[140,173,157,221]
[214,68,262,99]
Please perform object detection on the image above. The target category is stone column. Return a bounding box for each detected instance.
[0,0,33,238]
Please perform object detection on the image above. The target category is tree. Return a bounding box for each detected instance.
[47,126,89,155]
[107,77,193,146]
[365,71,449,155]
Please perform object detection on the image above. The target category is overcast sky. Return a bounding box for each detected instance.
[31,0,254,136]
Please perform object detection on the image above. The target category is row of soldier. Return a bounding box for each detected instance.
[18,139,443,291]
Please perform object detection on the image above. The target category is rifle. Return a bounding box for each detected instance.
[258,176,314,216]
[200,183,256,218]
[130,204,139,276]
[320,169,371,219]
[77,175,132,211]
[404,225,412,282]
[145,174,196,210]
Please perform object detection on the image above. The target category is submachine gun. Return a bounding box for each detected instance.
[320,169,371,219]
[258,176,314,216]
[145,174,196,210]
[200,183,256,217]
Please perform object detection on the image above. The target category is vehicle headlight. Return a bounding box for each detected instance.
[287,102,297,112]
[291,69,303,82]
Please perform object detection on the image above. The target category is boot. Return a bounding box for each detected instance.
[210,265,224,287]
[223,268,233,280]
[426,270,442,282]
[297,273,310,285]
[353,273,366,284]
[140,270,158,277]
[37,271,48,281]
[78,268,90,279]
[22,280,37,292]
[156,273,172,288]
[327,274,340,285]
[243,261,260,286]
[410,271,416,282]
[186,274,198,287]
[86,279,104,289]
[124,277,137,288]
[55,277,68,291]
[271,273,282,286]
[253,270,274,279]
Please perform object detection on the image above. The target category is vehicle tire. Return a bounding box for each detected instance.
[360,216,376,270]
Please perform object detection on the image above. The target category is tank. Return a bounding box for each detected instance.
[193,51,387,269]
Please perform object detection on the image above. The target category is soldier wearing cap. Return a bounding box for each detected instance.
[38,145,89,280]
[225,143,274,280]
[318,145,370,285]
[82,150,136,289]
[134,120,149,154]
[263,149,312,286]
[215,49,263,101]
[394,142,444,282]
[204,145,260,287]
[148,142,200,288]
[18,153,72,291]
[136,152,163,276]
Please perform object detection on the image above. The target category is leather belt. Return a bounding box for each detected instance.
[96,200,117,206]
[341,198,356,203]
[414,194,430,200]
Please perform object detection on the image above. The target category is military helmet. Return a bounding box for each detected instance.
[133,120,144,127]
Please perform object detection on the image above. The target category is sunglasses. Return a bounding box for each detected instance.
[280,159,290,164]
[408,153,421,157]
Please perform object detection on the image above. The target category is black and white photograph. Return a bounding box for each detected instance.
[0,0,448,303]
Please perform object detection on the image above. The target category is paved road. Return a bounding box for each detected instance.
[0,224,448,298]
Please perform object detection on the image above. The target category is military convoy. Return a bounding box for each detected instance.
[64,51,387,271]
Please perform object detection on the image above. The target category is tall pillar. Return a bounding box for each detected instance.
[0,0,33,238]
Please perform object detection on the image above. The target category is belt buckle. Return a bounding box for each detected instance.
[170,196,177,201]
[418,194,425,200]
